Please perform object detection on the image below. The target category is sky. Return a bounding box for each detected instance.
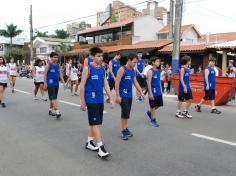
[0,0,236,40]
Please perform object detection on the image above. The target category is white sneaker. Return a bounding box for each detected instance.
[98,145,111,159]
[176,112,185,119]
[85,140,99,152]
[34,96,38,100]
[41,97,47,101]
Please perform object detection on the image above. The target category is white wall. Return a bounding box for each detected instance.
[133,16,164,44]
[181,28,199,45]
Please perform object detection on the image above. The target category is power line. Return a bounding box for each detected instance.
[35,1,149,30]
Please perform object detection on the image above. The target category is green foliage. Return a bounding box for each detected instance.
[0,24,23,46]
[4,48,29,61]
[55,29,69,39]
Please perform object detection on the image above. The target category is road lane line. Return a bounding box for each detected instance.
[192,133,236,147]
[14,89,32,95]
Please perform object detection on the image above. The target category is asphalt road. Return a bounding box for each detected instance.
[0,78,236,176]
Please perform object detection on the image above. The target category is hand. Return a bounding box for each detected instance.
[43,84,47,90]
[109,99,115,109]
[63,83,66,90]
[141,74,144,78]
[206,85,209,90]
[184,87,187,93]
[149,95,154,100]
[80,100,86,111]
[115,96,122,104]
[141,92,146,100]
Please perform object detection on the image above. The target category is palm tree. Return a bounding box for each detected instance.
[0,24,23,48]
[33,31,49,40]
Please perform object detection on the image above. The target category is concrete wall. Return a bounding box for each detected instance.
[181,28,199,45]
[133,16,164,44]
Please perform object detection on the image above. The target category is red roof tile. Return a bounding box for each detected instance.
[159,44,207,53]
[199,32,236,44]
[159,24,194,33]
[66,40,172,55]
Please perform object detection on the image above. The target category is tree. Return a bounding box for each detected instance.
[4,48,29,61]
[33,31,49,39]
[56,43,72,63]
[55,29,69,39]
[0,24,23,48]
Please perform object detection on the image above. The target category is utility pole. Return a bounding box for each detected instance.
[172,0,183,73]
[29,5,34,65]
[168,0,174,39]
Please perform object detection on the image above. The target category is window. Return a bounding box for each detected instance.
[40,47,47,53]
[95,33,113,44]
[158,33,168,40]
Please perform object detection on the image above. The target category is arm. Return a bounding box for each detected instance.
[108,61,116,80]
[115,67,124,104]
[84,58,88,66]
[59,65,65,84]
[134,77,145,99]
[43,64,49,88]
[80,66,89,111]
[135,63,142,76]
[147,70,154,100]
[180,68,187,93]
[205,69,210,90]
[104,78,114,107]
[33,67,36,81]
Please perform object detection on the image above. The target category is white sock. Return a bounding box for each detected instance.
[55,110,60,114]
[198,104,201,106]
[49,108,52,111]
[211,107,216,110]
[97,142,103,147]
[177,110,181,113]
[87,136,94,142]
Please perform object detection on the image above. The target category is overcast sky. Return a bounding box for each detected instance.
[0,0,236,39]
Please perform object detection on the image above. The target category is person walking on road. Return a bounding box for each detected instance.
[44,52,66,119]
[69,59,79,96]
[80,47,114,159]
[8,58,17,93]
[195,57,221,114]
[0,56,10,108]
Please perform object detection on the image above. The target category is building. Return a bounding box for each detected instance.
[158,24,201,44]
[67,22,91,41]
[97,0,142,26]
[142,1,168,23]
[199,32,236,44]
[76,15,164,51]
[0,37,26,57]
[33,37,73,60]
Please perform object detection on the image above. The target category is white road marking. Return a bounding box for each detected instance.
[163,94,177,98]
[14,89,32,95]
[192,133,236,147]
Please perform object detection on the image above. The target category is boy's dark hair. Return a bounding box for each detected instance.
[34,59,42,66]
[115,52,121,56]
[137,51,143,54]
[209,57,216,62]
[181,55,191,65]
[50,52,58,58]
[150,56,160,65]
[0,56,6,65]
[89,47,103,56]
[127,54,137,61]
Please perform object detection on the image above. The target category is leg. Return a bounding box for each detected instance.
[39,84,45,97]
[121,119,128,130]
[12,76,16,89]
[75,80,79,94]
[70,81,74,95]
[34,84,39,97]
[177,101,182,111]
[91,125,102,143]
[0,86,4,102]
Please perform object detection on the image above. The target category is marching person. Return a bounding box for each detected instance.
[8,58,17,93]
[69,59,79,96]
[80,47,114,159]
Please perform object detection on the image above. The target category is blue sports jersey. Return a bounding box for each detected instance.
[108,59,120,80]
[149,68,162,96]
[87,57,93,65]
[85,64,105,104]
[137,59,145,77]
[120,66,136,98]
[204,66,216,90]
[179,67,191,93]
[47,63,60,87]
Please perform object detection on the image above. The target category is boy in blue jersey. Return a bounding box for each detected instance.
[176,55,193,119]
[195,57,221,114]
[135,51,146,103]
[146,57,163,127]
[44,52,66,119]
[115,54,145,140]
[80,47,114,159]
[106,52,121,103]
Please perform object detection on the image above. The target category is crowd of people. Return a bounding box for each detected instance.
[0,48,235,160]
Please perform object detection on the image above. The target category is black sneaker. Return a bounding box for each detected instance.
[176,112,185,119]
[86,140,99,152]
[125,128,133,137]
[98,145,111,159]
[121,130,129,140]
[56,113,62,120]
[12,89,14,93]
[49,110,56,116]
[195,105,201,112]
[211,108,221,114]
[1,103,6,108]
[182,111,193,119]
